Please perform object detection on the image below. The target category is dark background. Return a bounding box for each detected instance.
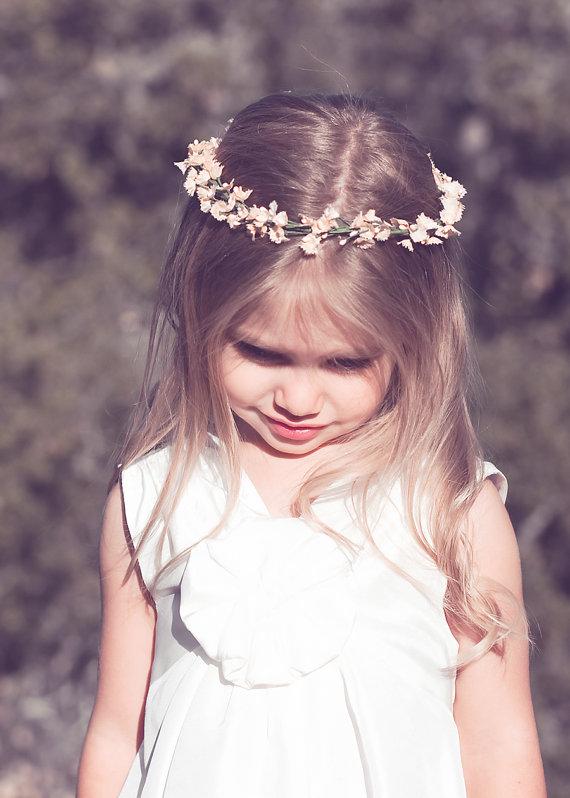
[1,1,568,795]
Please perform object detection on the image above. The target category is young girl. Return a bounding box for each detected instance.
[77,92,547,797]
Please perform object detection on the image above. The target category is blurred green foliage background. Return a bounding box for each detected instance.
[1,0,568,795]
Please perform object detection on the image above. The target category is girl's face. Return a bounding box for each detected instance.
[221,310,392,456]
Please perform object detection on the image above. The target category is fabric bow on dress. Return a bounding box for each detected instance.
[178,516,359,689]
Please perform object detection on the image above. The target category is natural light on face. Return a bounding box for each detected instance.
[220,306,392,455]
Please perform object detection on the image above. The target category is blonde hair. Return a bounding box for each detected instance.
[110,91,531,675]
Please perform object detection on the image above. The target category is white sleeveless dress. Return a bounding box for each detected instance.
[117,433,508,797]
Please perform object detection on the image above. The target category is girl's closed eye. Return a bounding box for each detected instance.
[233,340,373,374]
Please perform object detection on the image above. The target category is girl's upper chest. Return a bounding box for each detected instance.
[239,464,307,518]
[237,446,335,520]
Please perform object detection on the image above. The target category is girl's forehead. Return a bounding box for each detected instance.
[238,295,372,355]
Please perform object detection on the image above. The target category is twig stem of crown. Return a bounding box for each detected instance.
[174,137,466,256]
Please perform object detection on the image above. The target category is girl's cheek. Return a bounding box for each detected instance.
[348,377,385,413]
[223,362,270,403]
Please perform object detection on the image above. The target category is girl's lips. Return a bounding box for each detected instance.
[263,415,328,441]
[266,415,325,430]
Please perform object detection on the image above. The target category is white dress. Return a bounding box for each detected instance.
[117,432,508,797]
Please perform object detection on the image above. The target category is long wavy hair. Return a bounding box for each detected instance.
[109,91,531,675]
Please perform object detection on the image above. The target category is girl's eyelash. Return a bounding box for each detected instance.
[329,357,373,373]
[234,341,372,372]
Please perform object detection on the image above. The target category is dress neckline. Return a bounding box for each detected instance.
[238,466,297,520]
[204,430,351,521]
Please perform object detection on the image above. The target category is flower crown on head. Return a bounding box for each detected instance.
[174,136,466,256]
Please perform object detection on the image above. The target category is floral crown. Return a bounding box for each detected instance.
[174,136,466,256]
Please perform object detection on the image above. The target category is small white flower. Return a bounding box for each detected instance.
[351,210,391,243]
[443,179,466,200]
[202,156,223,180]
[416,212,439,230]
[435,224,454,237]
[364,209,381,222]
[300,232,321,255]
[246,222,259,240]
[399,239,415,251]
[439,196,464,226]
[322,204,340,220]
[226,213,242,229]
[409,212,440,243]
[374,224,392,241]
[273,210,289,227]
[269,225,287,243]
[186,151,206,168]
[409,226,423,240]
[195,169,212,187]
[235,205,250,221]
[210,196,236,220]
[210,203,227,221]
[312,215,337,234]
[310,205,340,234]
[183,167,199,197]
[350,212,366,229]
[247,205,271,226]
[232,185,253,202]
[432,170,466,202]
[360,209,382,224]
[196,185,216,201]
[247,221,270,240]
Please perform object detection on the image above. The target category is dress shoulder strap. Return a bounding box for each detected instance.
[119,446,173,596]
[478,458,508,504]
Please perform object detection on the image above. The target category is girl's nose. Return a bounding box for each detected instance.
[274,372,324,418]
